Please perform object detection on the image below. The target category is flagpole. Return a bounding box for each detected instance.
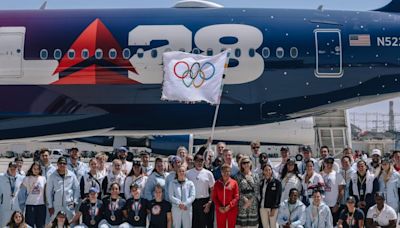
[209,51,229,150]
[209,73,226,150]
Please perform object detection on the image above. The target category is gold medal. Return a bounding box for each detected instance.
[134,215,140,221]
[90,219,96,225]
[110,215,116,221]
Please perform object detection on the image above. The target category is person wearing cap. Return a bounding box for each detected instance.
[46,157,80,221]
[19,161,47,228]
[168,166,196,228]
[277,188,306,228]
[67,147,88,182]
[337,196,365,228]
[140,151,153,176]
[0,162,24,227]
[305,189,333,228]
[301,160,324,207]
[71,187,104,228]
[320,156,346,224]
[318,146,340,172]
[39,148,57,179]
[235,157,260,228]
[14,156,25,176]
[143,157,168,201]
[124,160,148,199]
[259,163,281,228]
[116,147,133,175]
[338,156,356,207]
[297,146,318,175]
[377,157,400,213]
[80,158,104,200]
[187,152,215,228]
[366,192,398,228]
[101,159,126,198]
[273,147,290,180]
[123,184,148,228]
[349,160,379,215]
[280,158,302,203]
[164,155,182,202]
[212,164,239,228]
[369,149,382,176]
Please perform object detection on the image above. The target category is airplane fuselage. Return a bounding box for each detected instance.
[0,8,399,139]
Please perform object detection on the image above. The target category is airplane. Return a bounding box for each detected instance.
[0,0,399,144]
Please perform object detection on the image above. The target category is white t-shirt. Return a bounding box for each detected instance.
[22,176,46,205]
[366,204,398,226]
[321,170,345,207]
[186,168,215,199]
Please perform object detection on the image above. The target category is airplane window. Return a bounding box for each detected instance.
[179,48,186,52]
[95,49,103,59]
[67,49,75,60]
[235,48,241,57]
[262,47,270,58]
[290,47,298,58]
[40,49,48,60]
[122,48,131,59]
[276,47,284,58]
[109,48,117,59]
[54,49,62,60]
[207,48,213,56]
[192,48,200,54]
[151,49,158,58]
[249,48,255,57]
[137,48,144,58]
[81,49,89,59]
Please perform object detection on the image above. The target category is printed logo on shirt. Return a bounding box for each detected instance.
[151,205,161,215]
[31,183,41,195]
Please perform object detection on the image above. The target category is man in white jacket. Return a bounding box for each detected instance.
[277,188,306,228]
[305,189,333,228]
[46,157,80,221]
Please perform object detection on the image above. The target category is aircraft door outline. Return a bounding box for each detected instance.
[0,27,25,77]
[314,29,343,78]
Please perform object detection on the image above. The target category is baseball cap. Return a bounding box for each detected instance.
[300,146,312,153]
[140,151,150,156]
[375,192,385,200]
[57,157,67,164]
[172,156,182,164]
[118,146,128,152]
[89,187,99,193]
[287,157,296,164]
[371,149,381,157]
[346,196,356,203]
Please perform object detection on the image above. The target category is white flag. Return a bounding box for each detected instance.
[161,50,229,105]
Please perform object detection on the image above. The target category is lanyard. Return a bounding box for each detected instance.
[132,200,141,217]
[89,202,98,220]
[8,176,16,197]
[109,198,119,216]
[357,175,366,197]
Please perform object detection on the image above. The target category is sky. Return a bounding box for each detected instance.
[0,0,398,115]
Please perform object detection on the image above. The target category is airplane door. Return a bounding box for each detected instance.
[0,27,25,77]
[314,29,343,77]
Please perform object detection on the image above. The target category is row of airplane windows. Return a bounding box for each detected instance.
[39,47,299,60]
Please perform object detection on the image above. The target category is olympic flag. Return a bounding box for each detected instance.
[162,50,229,105]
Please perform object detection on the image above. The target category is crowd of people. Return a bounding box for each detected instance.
[0,142,399,228]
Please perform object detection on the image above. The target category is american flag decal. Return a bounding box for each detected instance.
[349,34,371,46]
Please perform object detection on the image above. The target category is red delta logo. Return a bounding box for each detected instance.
[52,18,139,84]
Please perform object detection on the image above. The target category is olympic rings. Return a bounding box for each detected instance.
[173,61,216,88]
